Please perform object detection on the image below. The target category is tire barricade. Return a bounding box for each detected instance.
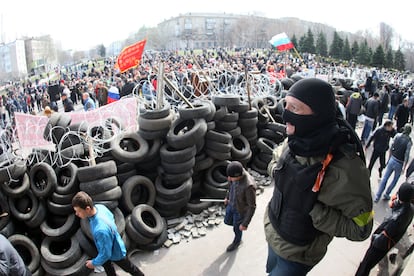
[0,90,288,275]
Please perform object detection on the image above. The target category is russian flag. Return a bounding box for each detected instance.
[107,86,120,104]
[269,32,294,51]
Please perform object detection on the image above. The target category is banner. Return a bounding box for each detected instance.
[115,39,147,73]
[15,97,138,148]
[269,32,294,51]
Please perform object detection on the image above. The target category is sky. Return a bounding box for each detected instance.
[0,0,411,51]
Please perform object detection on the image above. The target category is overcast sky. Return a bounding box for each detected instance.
[1,0,410,50]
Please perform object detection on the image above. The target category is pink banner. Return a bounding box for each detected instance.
[15,97,138,148]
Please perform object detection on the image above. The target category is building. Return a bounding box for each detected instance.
[157,13,245,50]
[0,39,27,79]
[25,35,57,75]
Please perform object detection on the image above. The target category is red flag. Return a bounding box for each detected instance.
[115,39,147,73]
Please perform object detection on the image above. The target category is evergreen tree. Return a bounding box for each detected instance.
[298,34,307,52]
[351,41,359,58]
[394,48,405,70]
[371,45,386,68]
[342,37,352,61]
[356,39,371,65]
[329,31,343,59]
[291,34,298,50]
[385,48,394,68]
[316,31,328,57]
[304,29,316,53]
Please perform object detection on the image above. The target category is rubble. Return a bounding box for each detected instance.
[161,171,272,249]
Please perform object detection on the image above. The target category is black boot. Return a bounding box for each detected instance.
[226,241,241,252]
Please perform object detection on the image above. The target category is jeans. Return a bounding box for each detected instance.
[266,245,313,276]
[375,156,403,200]
[102,257,144,276]
[360,117,375,143]
[388,105,397,119]
[224,205,243,244]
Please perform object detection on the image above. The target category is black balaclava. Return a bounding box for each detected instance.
[282,78,338,156]
[282,78,337,138]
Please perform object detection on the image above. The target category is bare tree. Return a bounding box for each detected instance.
[379,22,394,51]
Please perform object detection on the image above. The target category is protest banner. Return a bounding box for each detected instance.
[15,97,138,148]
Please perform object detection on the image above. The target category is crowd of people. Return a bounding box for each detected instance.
[1,48,414,275]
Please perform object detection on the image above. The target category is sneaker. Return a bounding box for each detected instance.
[374,197,379,203]
[226,241,241,252]
[378,169,382,178]
[383,194,390,200]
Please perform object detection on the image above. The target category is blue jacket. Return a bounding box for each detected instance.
[89,204,126,266]
[84,97,96,111]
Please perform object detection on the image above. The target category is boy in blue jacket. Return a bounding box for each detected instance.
[72,191,144,276]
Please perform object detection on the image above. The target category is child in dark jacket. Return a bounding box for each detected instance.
[355,182,414,276]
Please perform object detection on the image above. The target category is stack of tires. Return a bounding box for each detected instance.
[52,163,79,214]
[237,107,259,151]
[154,113,208,217]
[138,103,175,140]
[125,204,167,251]
[120,175,156,214]
[177,100,216,214]
[40,214,85,275]
[251,137,279,175]
[202,160,231,199]
[8,234,43,275]
[77,160,121,210]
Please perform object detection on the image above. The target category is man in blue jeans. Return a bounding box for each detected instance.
[224,161,257,252]
[374,123,412,202]
[360,92,380,145]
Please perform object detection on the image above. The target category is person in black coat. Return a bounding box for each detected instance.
[355,182,414,276]
[395,98,410,132]
[366,119,396,177]
[61,90,74,112]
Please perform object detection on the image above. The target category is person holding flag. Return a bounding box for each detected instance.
[107,82,120,104]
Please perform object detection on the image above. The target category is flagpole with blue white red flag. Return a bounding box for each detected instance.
[269,32,303,63]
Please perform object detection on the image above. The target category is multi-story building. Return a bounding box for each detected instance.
[0,39,27,78]
[157,13,244,50]
[25,35,57,75]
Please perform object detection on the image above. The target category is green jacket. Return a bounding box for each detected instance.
[265,140,373,266]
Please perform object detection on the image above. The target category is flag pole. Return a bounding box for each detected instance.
[293,47,304,63]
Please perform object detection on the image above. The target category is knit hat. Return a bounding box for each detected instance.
[226,161,244,177]
[287,78,336,124]
[398,182,414,202]
[402,123,412,135]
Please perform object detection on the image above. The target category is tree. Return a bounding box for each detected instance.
[329,31,343,59]
[97,44,106,57]
[342,37,352,61]
[385,48,394,68]
[303,28,315,53]
[315,31,328,57]
[371,45,386,68]
[291,34,298,50]
[356,39,371,65]
[351,41,359,59]
[298,34,307,52]
[394,48,405,70]
[379,22,394,52]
